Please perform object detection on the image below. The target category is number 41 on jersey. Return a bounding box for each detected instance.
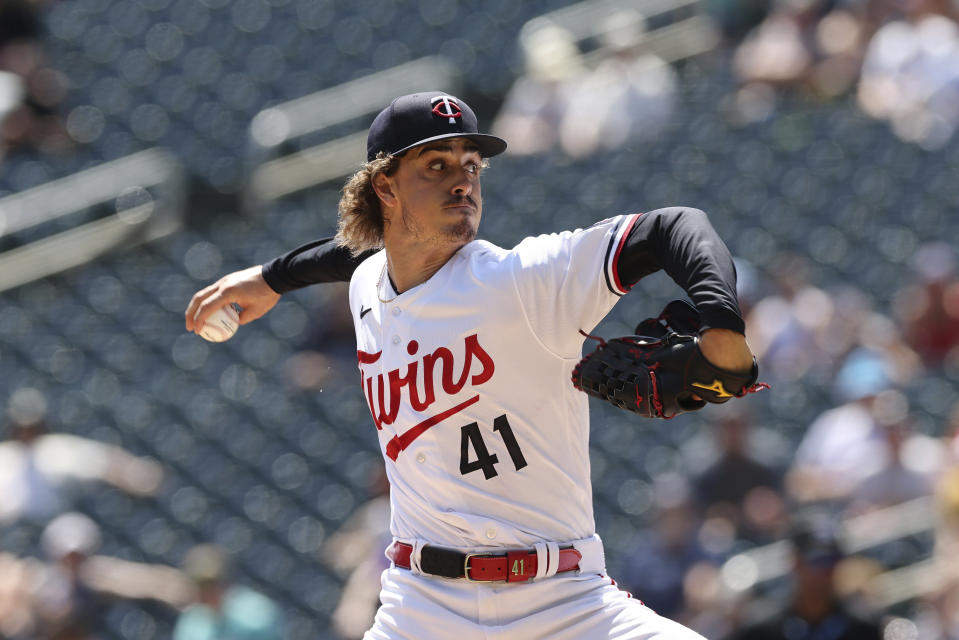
[460,414,527,480]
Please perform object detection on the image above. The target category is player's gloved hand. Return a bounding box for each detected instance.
[185,265,281,334]
[572,300,768,419]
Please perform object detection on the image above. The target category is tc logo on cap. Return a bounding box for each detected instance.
[366,91,506,161]
[431,96,462,124]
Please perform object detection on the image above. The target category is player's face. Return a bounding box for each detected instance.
[389,138,484,248]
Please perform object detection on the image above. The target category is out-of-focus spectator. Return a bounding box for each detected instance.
[892,242,959,369]
[935,464,959,558]
[0,70,26,133]
[555,11,678,158]
[492,13,677,159]
[0,0,44,54]
[745,253,839,385]
[853,304,925,386]
[0,0,70,158]
[704,0,773,41]
[693,406,787,544]
[173,544,283,640]
[0,550,35,637]
[913,573,959,640]
[32,512,107,639]
[918,429,959,639]
[857,0,959,150]
[0,0,43,134]
[728,518,882,640]
[933,400,959,579]
[0,387,164,527]
[945,400,959,466]
[732,0,867,108]
[491,21,587,156]
[0,512,192,638]
[786,350,902,505]
[844,403,945,516]
[619,473,710,619]
[680,561,737,639]
[324,468,391,639]
[747,258,921,392]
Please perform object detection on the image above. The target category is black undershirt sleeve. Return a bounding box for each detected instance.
[261,237,375,294]
[617,207,745,334]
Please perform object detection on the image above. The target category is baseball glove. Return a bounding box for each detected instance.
[572,300,767,419]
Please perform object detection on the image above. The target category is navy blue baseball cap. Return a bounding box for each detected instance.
[366,91,507,162]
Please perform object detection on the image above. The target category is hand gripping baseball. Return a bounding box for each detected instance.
[185,265,281,335]
[572,300,768,419]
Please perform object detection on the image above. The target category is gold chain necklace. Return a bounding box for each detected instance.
[376,262,399,304]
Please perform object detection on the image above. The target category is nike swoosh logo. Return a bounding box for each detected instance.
[360,306,372,319]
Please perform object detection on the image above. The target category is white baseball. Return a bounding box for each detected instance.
[198,304,240,342]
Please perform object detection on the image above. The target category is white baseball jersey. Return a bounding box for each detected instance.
[348,213,641,550]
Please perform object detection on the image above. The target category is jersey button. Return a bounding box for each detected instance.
[416,453,426,463]
[485,528,497,540]
[391,336,401,345]
[391,307,401,316]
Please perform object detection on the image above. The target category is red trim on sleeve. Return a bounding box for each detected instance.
[609,213,640,294]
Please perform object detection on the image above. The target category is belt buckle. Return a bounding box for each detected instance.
[463,553,494,582]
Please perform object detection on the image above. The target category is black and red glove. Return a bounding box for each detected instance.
[572,300,767,419]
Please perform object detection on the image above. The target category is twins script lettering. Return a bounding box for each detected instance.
[357,334,495,430]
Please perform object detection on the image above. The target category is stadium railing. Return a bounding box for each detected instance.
[0,148,185,292]
[243,56,460,209]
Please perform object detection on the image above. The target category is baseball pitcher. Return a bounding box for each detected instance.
[186,91,761,639]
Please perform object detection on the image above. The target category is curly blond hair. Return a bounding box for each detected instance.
[334,152,399,256]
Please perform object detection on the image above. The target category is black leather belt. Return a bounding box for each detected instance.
[387,542,582,583]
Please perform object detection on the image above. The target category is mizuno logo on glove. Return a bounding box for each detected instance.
[691,380,734,398]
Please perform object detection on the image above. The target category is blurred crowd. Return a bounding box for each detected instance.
[730,0,959,149]
[0,0,958,638]
[0,386,285,639]
[6,0,957,165]
[492,0,959,154]
[0,0,70,163]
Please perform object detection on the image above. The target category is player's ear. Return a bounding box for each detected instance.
[372,171,397,209]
